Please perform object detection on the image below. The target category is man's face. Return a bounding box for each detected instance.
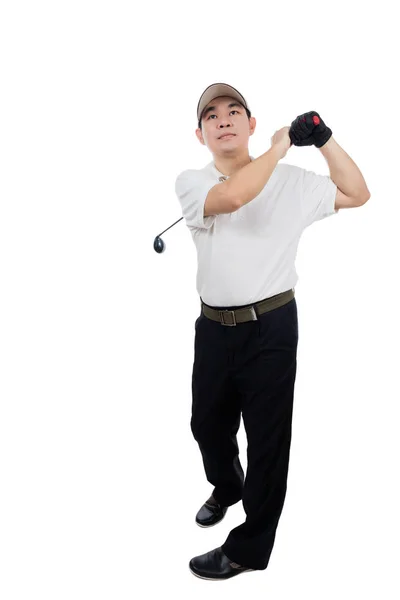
[195,96,255,153]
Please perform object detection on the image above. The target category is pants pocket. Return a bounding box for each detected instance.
[257,298,298,348]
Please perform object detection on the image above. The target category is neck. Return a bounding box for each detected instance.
[213,150,252,177]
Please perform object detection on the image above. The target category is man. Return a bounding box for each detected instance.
[174,83,370,581]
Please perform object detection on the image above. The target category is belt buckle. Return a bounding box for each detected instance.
[218,310,236,326]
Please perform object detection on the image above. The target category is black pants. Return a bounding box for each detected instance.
[191,294,298,571]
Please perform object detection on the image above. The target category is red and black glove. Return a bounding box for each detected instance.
[289,111,332,148]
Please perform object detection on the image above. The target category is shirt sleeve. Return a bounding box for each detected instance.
[174,169,217,230]
[301,167,339,229]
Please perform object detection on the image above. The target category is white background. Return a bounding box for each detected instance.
[1,1,399,598]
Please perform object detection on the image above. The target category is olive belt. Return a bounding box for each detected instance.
[201,288,295,326]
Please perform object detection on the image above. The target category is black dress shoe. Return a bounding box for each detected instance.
[189,546,255,580]
[195,495,228,528]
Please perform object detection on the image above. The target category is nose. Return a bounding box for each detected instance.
[219,124,233,135]
[218,115,233,127]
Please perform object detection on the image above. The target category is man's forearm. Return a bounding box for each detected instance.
[319,137,370,202]
[226,145,283,209]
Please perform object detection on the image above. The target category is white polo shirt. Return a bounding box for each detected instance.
[174,156,338,307]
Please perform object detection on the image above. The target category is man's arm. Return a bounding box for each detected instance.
[226,144,285,210]
[319,137,370,205]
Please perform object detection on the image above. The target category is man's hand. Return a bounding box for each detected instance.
[289,111,333,148]
[270,126,292,159]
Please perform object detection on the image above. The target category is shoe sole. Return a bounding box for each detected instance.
[195,511,227,528]
[189,565,254,580]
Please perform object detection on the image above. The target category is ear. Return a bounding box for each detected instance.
[195,128,206,146]
[249,116,256,137]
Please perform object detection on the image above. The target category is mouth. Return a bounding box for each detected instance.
[219,134,236,140]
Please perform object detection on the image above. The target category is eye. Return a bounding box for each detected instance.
[208,110,239,120]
